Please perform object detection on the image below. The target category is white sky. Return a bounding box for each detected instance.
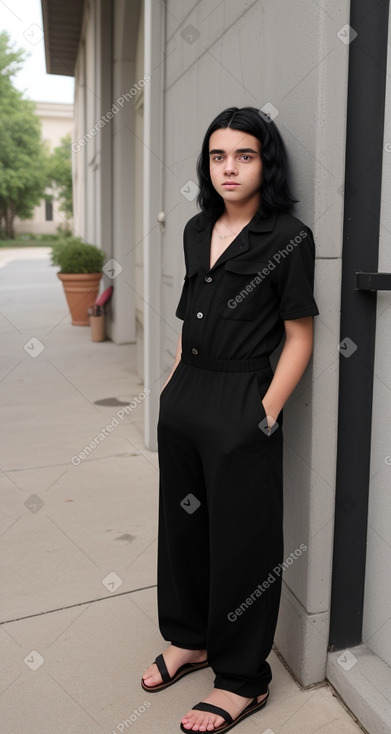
[1,0,74,103]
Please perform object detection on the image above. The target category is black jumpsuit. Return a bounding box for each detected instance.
[157,205,319,698]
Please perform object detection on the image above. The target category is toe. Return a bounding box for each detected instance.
[142,663,155,679]
[181,709,193,723]
[181,712,195,730]
[185,713,202,731]
[206,720,217,731]
[212,715,225,730]
[142,663,162,687]
[182,720,195,731]
[181,712,226,732]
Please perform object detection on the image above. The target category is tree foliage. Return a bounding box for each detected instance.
[0,32,50,238]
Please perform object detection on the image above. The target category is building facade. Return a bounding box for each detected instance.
[41,2,391,732]
[13,102,74,236]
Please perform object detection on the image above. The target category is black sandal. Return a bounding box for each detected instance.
[180,687,269,733]
[141,653,209,692]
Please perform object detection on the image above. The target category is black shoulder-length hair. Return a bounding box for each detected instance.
[196,106,298,218]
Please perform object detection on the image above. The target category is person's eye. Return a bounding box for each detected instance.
[240,155,252,161]
[212,155,224,162]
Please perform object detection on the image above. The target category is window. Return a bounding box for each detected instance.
[45,200,53,221]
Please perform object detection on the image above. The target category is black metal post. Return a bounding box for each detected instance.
[329,0,390,650]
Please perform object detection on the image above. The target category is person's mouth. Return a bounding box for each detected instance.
[222,182,240,187]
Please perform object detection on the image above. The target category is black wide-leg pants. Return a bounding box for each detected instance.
[156,354,284,698]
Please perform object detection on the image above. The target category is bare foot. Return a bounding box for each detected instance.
[181,688,268,731]
[142,645,207,688]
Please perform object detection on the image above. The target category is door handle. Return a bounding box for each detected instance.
[355,272,391,290]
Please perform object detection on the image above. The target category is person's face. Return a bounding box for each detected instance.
[208,127,263,206]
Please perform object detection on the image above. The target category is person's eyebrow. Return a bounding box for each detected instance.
[209,148,259,155]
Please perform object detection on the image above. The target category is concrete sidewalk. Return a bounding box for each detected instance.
[0,248,366,733]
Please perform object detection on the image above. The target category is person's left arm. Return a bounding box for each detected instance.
[261,316,314,426]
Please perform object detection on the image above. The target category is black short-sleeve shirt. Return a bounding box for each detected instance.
[175,206,319,360]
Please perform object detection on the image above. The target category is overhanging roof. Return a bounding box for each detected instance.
[41,0,85,76]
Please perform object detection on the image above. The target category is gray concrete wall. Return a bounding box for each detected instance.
[160,0,350,686]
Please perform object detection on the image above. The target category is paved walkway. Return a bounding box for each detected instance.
[0,248,366,733]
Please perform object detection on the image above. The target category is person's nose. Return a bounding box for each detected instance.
[224,156,238,176]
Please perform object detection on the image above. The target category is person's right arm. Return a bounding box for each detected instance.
[160,330,182,393]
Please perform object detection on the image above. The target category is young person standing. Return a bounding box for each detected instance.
[142,106,319,733]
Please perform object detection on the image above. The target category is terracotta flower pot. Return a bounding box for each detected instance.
[57,272,102,325]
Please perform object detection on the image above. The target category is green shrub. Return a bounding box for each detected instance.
[40,233,60,242]
[51,237,105,274]
[56,223,73,238]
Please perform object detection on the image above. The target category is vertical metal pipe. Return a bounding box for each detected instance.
[329,0,390,649]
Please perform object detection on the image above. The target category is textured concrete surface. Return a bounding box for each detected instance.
[0,248,366,733]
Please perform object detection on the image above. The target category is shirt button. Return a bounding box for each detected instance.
[191,348,198,355]
[205,276,213,283]
[196,312,204,319]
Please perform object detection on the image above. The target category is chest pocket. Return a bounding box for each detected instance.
[218,260,270,320]
[176,262,201,319]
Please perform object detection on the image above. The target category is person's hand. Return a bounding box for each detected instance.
[160,378,171,395]
[261,401,278,434]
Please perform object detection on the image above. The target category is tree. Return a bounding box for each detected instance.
[47,134,73,221]
[0,32,49,238]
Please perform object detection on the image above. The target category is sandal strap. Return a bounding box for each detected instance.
[192,702,233,724]
[154,653,170,683]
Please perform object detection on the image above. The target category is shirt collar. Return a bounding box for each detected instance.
[191,205,277,233]
[189,206,278,274]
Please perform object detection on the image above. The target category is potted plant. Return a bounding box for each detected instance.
[51,237,106,325]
